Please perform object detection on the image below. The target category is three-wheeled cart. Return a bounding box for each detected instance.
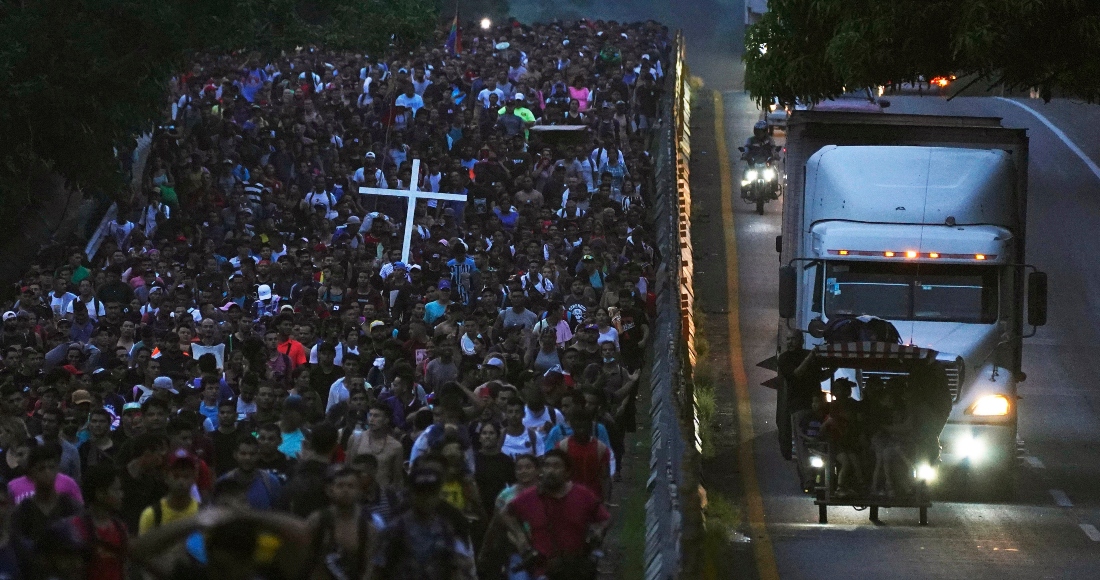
[797,341,950,526]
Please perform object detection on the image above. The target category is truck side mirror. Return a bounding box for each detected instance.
[1028,271,1048,326]
[779,265,797,319]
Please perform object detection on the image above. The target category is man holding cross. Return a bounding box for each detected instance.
[358,159,468,265]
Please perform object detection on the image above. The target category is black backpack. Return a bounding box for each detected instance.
[823,316,902,344]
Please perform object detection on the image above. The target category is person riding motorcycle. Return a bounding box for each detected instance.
[741,121,775,162]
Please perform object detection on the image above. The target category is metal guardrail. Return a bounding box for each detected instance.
[643,32,699,580]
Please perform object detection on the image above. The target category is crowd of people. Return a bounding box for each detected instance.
[0,16,670,580]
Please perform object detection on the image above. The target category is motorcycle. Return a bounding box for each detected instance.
[738,145,784,215]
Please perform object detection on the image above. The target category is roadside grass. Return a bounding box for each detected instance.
[700,490,744,579]
[692,303,719,458]
[616,432,652,579]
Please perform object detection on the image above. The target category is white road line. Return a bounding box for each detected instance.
[1024,456,1046,469]
[1049,489,1073,507]
[1080,524,1100,542]
[994,97,1100,183]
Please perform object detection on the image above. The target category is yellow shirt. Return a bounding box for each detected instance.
[138,498,200,535]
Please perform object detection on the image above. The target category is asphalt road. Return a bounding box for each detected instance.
[706,91,1100,578]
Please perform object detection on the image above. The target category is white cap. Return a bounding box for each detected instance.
[513,93,525,102]
[257,284,272,301]
[2,311,15,322]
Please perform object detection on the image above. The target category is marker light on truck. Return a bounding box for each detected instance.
[975,254,986,260]
[906,250,918,258]
[838,250,849,255]
[884,251,895,257]
[968,394,1011,416]
[929,252,940,258]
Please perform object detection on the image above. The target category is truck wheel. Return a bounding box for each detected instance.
[756,200,766,215]
[818,504,828,524]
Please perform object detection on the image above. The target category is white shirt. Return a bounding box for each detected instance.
[326,377,372,413]
[353,166,388,188]
[65,296,105,320]
[477,88,505,109]
[522,405,565,432]
[395,93,424,116]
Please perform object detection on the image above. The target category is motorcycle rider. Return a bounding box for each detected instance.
[741,120,774,162]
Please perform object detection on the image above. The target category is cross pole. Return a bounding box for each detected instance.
[357,159,467,263]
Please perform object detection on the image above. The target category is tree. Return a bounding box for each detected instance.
[744,0,1100,106]
[0,0,437,231]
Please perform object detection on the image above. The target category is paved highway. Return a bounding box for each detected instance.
[709,91,1100,579]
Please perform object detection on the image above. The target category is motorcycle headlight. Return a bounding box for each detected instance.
[745,170,759,181]
[763,168,776,181]
[967,394,1012,416]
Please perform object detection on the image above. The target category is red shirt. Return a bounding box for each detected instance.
[278,338,308,368]
[508,484,610,561]
[558,436,609,497]
[71,515,127,580]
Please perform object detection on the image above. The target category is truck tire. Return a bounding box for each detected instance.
[756,200,766,215]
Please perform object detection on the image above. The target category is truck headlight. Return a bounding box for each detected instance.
[915,463,937,482]
[763,168,776,181]
[745,170,759,181]
[954,435,987,462]
[809,455,825,469]
[967,394,1011,416]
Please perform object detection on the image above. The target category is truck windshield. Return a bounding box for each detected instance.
[824,261,998,323]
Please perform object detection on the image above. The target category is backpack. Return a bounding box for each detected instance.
[822,316,902,344]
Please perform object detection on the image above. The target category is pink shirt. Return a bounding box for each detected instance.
[8,474,84,506]
[568,87,590,111]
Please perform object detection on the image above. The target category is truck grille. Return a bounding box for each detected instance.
[941,361,962,402]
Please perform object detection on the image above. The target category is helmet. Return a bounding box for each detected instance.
[753,120,768,138]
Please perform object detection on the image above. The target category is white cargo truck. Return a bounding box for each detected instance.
[776,112,1047,482]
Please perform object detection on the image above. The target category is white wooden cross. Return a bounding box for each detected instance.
[357,159,467,263]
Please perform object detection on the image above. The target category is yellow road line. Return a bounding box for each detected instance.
[713,89,780,580]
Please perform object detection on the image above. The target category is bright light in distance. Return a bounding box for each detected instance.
[906,250,918,258]
[745,170,759,181]
[884,251,896,257]
[809,456,825,469]
[969,394,1011,416]
[480,18,492,30]
[916,464,937,482]
[763,168,777,181]
[975,254,986,260]
[929,252,940,259]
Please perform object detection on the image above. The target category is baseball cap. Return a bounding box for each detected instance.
[2,312,15,322]
[409,264,422,271]
[438,279,452,290]
[345,215,362,225]
[257,284,273,300]
[279,304,295,313]
[485,357,505,368]
[70,390,93,405]
[513,92,525,101]
[153,376,179,394]
[219,301,241,311]
[393,261,407,270]
[369,320,385,330]
[61,364,84,376]
[582,323,599,331]
[365,151,377,159]
[122,402,142,415]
